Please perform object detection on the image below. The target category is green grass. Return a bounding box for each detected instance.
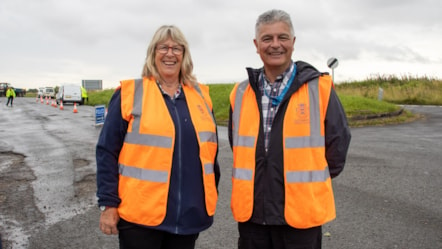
[338,94,399,117]
[207,84,234,126]
[336,75,442,105]
[24,75,440,127]
[86,89,115,107]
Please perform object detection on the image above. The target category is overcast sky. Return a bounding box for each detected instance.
[1,0,441,89]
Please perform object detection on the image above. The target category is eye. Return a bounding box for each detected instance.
[279,36,290,41]
[157,45,168,52]
[261,37,272,43]
[172,46,183,53]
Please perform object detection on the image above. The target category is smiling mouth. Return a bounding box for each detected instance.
[163,61,177,65]
[268,51,284,56]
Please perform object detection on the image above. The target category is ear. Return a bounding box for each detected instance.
[253,39,259,54]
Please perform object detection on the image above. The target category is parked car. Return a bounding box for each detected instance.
[0,82,10,97]
[56,85,83,105]
[0,82,26,97]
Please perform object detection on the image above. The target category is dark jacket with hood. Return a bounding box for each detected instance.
[228,61,351,225]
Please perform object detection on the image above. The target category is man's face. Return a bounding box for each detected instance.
[254,21,295,70]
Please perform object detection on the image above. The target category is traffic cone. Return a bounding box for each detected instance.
[40,95,43,103]
[51,99,57,107]
[59,101,64,110]
[46,96,49,105]
[73,103,78,113]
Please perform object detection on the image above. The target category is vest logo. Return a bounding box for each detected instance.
[197,104,211,121]
[197,104,205,115]
[295,103,309,123]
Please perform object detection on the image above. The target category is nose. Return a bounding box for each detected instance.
[265,37,280,49]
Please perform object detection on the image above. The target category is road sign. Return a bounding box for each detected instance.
[327,57,339,69]
[327,57,339,83]
[95,105,106,126]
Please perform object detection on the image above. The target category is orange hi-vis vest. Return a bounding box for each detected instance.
[230,75,335,228]
[118,77,218,226]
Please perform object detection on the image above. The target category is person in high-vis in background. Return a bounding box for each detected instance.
[5,87,16,107]
[96,25,220,249]
[228,9,351,249]
[81,86,88,103]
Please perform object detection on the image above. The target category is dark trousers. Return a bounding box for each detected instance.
[238,222,322,249]
[118,218,199,249]
[6,97,13,106]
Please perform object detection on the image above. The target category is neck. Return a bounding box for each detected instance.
[263,63,291,83]
[159,77,180,97]
[160,77,180,87]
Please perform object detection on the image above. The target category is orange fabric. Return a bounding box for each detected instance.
[282,76,335,228]
[230,84,259,222]
[230,76,336,228]
[118,78,218,226]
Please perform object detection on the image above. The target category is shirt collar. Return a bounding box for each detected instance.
[261,60,295,87]
[156,81,182,99]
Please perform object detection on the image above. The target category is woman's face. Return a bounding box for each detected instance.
[154,37,184,81]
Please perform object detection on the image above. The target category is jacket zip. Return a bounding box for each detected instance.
[172,100,183,234]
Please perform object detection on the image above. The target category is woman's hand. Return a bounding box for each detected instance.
[99,207,120,235]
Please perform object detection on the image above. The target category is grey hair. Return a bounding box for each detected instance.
[255,9,295,38]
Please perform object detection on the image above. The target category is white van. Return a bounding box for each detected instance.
[56,85,83,105]
[44,87,55,98]
[38,87,55,98]
[37,87,45,98]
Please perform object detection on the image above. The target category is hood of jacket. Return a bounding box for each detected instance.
[245,60,327,104]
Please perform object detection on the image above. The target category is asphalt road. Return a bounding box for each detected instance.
[0,97,441,249]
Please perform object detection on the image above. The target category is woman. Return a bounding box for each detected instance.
[96,25,220,249]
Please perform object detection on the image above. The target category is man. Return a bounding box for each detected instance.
[228,9,351,249]
[81,86,88,103]
[6,87,16,107]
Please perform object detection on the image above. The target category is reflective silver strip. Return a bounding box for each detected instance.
[125,132,172,147]
[285,79,329,183]
[130,78,144,133]
[285,78,324,148]
[285,136,324,148]
[232,168,253,180]
[194,84,217,124]
[119,164,168,183]
[193,85,217,176]
[204,163,214,174]
[232,80,256,148]
[237,136,256,147]
[199,131,217,143]
[123,78,173,148]
[286,166,330,183]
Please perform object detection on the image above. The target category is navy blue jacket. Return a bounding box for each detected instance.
[96,85,220,235]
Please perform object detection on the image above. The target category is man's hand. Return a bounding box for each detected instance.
[99,207,119,235]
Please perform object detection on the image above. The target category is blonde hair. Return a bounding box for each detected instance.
[141,25,197,86]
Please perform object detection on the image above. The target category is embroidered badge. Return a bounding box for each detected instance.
[295,103,309,123]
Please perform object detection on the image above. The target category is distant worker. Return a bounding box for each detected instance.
[81,86,88,103]
[6,87,16,107]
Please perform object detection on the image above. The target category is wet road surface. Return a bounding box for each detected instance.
[0,98,441,248]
